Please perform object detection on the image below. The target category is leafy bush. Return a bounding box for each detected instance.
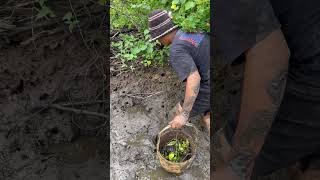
[111,0,209,68]
[110,0,163,31]
[169,0,210,32]
[112,30,169,68]
[111,0,209,32]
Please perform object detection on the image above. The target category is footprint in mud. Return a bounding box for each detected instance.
[48,137,100,164]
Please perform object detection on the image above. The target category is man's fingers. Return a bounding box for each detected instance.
[171,122,178,129]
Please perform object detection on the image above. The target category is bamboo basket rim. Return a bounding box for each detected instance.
[156,123,199,173]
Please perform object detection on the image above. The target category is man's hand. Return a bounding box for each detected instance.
[168,69,200,129]
[169,113,188,129]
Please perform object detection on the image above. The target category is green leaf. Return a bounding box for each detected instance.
[161,0,168,4]
[131,47,141,55]
[143,29,149,36]
[167,140,176,146]
[172,0,180,4]
[168,153,175,161]
[63,12,72,21]
[123,54,134,60]
[69,23,75,32]
[36,6,54,20]
[185,1,195,10]
[140,45,148,51]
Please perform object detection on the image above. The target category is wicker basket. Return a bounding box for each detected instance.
[156,123,199,175]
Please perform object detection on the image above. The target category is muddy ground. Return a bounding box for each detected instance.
[110,63,210,179]
[0,1,109,180]
[0,35,109,180]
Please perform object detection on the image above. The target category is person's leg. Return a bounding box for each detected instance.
[201,111,210,133]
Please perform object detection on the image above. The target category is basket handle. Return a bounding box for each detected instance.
[158,125,172,136]
[185,122,199,139]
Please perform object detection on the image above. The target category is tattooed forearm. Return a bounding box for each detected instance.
[192,82,200,94]
[239,109,276,146]
[228,110,276,179]
[229,69,288,179]
[239,70,288,144]
[181,70,200,118]
[238,69,287,145]
[181,108,190,118]
[181,96,197,118]
[229,149,255,180]
[267,70,287,106]
[228,110,276,180]
[239,70,288,146]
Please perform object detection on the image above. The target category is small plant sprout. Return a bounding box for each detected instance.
[35,0,55,20]
[63,12,79,33]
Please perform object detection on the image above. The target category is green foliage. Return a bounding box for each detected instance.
[35,0,55,20]
[160,138,191,162]
[63,12,79,32]
[111,0,209,69]
[111,30,169,68]
[98,0,107,6]
[110,0,162,31]
[169,0,210,32]
[111,0,209,32]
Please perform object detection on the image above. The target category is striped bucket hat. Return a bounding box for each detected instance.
[148,9,178,42]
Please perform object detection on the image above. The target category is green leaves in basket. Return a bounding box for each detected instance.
[160,138,191,162]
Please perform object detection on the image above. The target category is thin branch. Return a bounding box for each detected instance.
[68,0,89,49]
[58,100,108,107]
[122,91,164,99]
[111,32,119,38]
[49,104,107,119]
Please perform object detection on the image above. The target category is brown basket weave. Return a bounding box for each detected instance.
[156,123,199,175]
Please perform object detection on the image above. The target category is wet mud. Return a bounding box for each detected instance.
[0,1,108,177]
[110,66,210,179]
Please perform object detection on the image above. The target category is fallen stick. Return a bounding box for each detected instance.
[50,104,107,119]
[180,153,192,162]
[123,91,164,99]
[111,31,119,38]
[58,100,108,106]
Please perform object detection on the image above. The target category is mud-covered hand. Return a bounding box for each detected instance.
[169,112,188,129]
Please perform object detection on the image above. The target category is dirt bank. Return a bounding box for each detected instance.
[0,1,108,179]
[110,64,210,179]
